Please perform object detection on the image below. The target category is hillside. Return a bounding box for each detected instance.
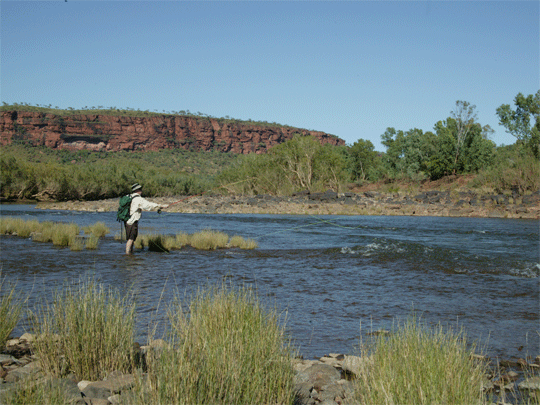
[0,110,344,153]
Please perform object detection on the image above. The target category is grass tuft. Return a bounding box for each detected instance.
[83,221,110,237]
[189,229,229,250]
[229,235,258,249]
[31,278,136,381]
[354,315,488,405]
[0,275,23,348]
[85,235,100,250]
[136,283,295,405]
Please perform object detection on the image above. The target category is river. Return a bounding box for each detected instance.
[1,204,538,361]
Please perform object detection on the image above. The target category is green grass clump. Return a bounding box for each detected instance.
[50,223,79,246]
[32,278,136,381]
[354,315,488,405]
[68,235,84,251]
[83,221,110,237]
[85,235,100,250]
[136,283,295,405]
[0,276,23,348]
[190,229,229,250]
[0,217,40,238]
[229,235,258,249]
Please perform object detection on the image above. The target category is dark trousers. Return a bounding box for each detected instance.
[125,221,139,241]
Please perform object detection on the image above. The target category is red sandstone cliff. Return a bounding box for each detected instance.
[0,111,344,153]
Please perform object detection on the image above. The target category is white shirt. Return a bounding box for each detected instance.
[126,193,160,225]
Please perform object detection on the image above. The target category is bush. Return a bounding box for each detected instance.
[137,283,295,405]
[354,315,487,405]
[32,278,136,380]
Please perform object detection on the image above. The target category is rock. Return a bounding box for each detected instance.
[108,393,122,404]
[519,376,540,390]
[78,380,92,390]
[81,373,134,399]
[19,332,35,342]
[0,111,344,153]
[341,355,372,377]
[294,363,341,389]
[0,354,17,365]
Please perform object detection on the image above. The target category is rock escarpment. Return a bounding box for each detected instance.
[0,111,344,153]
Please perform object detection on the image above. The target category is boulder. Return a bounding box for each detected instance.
[519,376,540,390]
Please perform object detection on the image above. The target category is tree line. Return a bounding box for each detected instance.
[1,91,538,201]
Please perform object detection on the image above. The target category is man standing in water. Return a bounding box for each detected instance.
[124,183,167,254]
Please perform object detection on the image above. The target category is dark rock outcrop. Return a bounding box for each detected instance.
[0,111,344,153]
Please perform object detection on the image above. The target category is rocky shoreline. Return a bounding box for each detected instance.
[2,335,539,405]
[34,189,540,219]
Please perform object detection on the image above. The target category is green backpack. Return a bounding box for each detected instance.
[116,194,139,222]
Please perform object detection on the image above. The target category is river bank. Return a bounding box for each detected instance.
[34,189,540,219]
[2,334,540,405]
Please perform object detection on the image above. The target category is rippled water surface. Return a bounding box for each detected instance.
[1,204,538,360]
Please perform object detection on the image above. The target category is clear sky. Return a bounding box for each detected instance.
[1,1,538,151]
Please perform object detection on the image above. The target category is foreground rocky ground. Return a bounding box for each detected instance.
[36,188,540,219]
[1,335,539,405]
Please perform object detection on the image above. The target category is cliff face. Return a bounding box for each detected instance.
[0,111,344,153]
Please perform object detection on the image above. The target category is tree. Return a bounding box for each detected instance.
[450,101,478,174]
[496,90,540,158]
[349,139,377,181]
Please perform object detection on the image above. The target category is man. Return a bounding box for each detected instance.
[125,183,167,254]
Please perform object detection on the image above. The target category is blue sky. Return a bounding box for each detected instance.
[1,1,538,151]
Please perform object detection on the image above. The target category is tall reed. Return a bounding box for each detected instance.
[32,278,136,381]
[137,283,295,405]
[354,315,488,405]
[0,275,23,348]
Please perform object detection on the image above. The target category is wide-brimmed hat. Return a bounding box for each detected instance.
[131,183,142,192]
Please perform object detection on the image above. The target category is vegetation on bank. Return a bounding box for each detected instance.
[355,316,488,405]
[2,276,514,404]
[1,92,538,202]
[2,279,296,405]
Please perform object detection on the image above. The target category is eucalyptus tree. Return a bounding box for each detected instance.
[496,90,540,158]
[451,101,478,174]
[349,138,378,181]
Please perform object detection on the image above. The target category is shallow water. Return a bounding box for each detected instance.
[1,204,538,360]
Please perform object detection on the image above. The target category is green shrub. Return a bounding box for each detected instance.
[354,315,488,405]
[137,283,295,405]
[32,278,136,380]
